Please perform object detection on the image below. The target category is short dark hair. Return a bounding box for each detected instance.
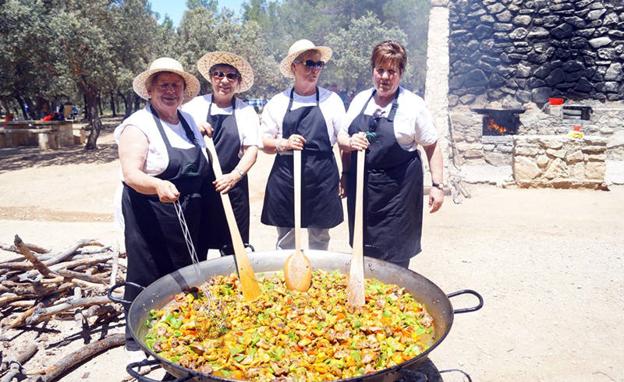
[371,41,407,74]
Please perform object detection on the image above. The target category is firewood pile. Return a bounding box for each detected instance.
[0,235,127,381]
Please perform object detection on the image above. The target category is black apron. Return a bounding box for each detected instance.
[122,106,210,304]
[261,88,343,228]
[346,89,424,264]
[200,97,250,255]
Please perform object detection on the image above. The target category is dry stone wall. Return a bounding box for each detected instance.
[513,135,607,188]
[448,0,624,107]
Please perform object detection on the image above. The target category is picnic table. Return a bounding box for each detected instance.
[0,121,76,150]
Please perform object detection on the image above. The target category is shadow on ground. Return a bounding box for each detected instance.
[0,119,120,174]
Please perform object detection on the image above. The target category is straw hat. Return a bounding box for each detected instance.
[197,51,254,93]
[132,57,200,102]
[279,39,332,78]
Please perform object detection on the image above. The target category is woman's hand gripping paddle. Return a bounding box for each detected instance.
[284,150,313,291]
[204,136,261,301]
[347,149,365,307]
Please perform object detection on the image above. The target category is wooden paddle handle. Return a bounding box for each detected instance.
[347,149,366,307]
[204,136,260,300]
[294,149,302,252]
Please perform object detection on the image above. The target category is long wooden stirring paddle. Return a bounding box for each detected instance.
[284,149,313,291]
[347,149,366,307]
[204,136,261,301]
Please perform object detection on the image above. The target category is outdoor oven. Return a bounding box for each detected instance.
[471,107,526,137]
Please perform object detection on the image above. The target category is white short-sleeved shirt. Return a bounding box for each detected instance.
[113,105,207,176]
[260,86,346,146]
[342,87,438,151]
[112,105,207,230]
[182,95,260,158]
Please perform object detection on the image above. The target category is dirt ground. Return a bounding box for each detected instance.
[0,121,623,382]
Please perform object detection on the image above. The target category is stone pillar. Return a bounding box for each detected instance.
[425,0,450,184]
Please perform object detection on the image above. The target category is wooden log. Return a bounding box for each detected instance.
[27,333,125,381]
[26,295,111,325]
[0,343,38,382]
[41,240,103,265]
[0,242,48,255]
[8,300,36,308]
[0,293,30,307]
[5,305,39,329]
[109,249,119,288]
[14,235,53,277]
[56,270,107,285]
[22,254,112,280]
[0,262,31,271]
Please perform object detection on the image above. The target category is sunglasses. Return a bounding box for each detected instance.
[211,71,240,80]
[294,59,326,70]
[368,109,385,132]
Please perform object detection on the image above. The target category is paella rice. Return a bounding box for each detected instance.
[144,270,435,381]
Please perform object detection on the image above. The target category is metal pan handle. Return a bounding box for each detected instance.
[107,281,145,309]
[126,359,193,382]
[447,289,484,314]
[439,368,473,381]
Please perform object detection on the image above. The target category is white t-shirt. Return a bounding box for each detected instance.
[112,105,207,230]
[113,106,207,176]
[260,86,346,146]
[182,95,260,158]
[342,87,438,150]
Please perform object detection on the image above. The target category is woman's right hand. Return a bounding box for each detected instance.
[199,122,214,138]
[349,132,369,151]
[286,134,306,151]
[156,180,180,203]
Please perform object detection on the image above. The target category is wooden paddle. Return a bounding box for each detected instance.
[347,149,366,307]
[283,149,313,291]
[204,136,261,301]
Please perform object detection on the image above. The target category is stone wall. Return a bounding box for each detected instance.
[449,101,624,166]
[513,135,607,188]
[448,0,624,107]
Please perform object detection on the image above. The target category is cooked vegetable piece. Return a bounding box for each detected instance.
[145,270,435,381]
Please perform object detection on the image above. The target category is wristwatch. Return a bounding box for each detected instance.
[431,182,444,190]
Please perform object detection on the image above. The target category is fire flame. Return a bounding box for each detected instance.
[487,117,506,134]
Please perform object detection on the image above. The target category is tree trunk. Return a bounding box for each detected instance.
[109,91,116,117]
[84,87,102,150]
[25,97,37,119]
[133,94,141,113]
[14,95,27,119]
[97,93,103,116]
[119,91,131,118]
[83,94,91,120]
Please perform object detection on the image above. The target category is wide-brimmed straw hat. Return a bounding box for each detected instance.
[132,57,200,102]
[279,39,332,78]
[197,51,254,93]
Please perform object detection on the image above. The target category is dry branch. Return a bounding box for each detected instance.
[0,242,48,255]
[26,295,112,326]
[41,240,103,266]
[28,333,125,382]
[14,235,53,277]
[0,343,38,382]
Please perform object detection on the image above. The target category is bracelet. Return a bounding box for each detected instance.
[276,138,286,153]
[431,182,444,190]
[235,168,245,178]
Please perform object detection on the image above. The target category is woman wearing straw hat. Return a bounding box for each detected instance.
[260,39,346,250]
[113,57,207,350]
[183,51,259,254]
[338,41,444,269]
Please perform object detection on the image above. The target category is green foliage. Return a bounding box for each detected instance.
[325,13,407,94]
[1,0,431,142]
